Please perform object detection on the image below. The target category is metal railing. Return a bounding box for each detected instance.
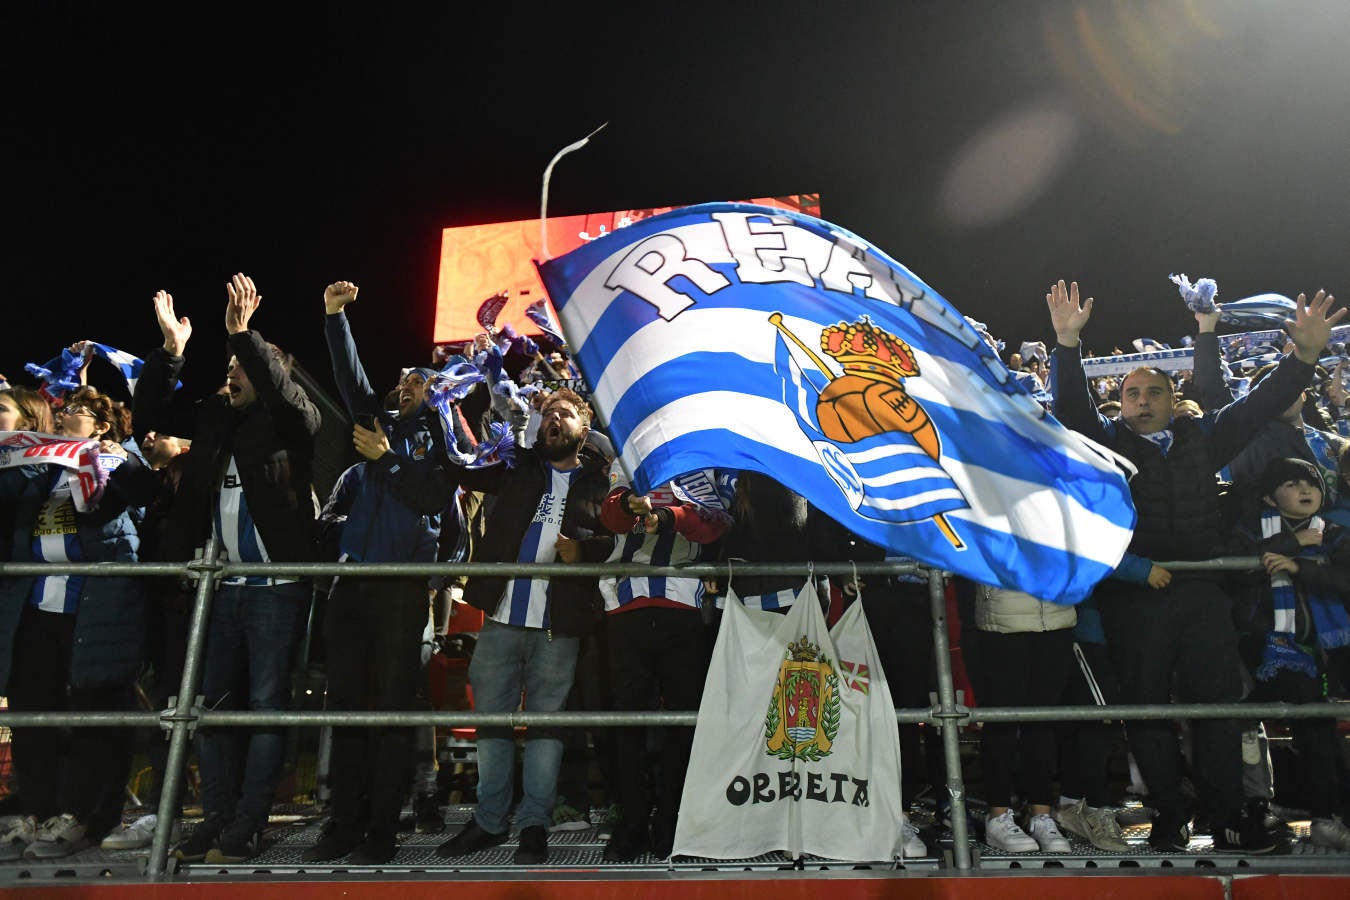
[1,544,1346,876]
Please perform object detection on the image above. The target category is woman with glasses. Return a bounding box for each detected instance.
[0,386,157,860]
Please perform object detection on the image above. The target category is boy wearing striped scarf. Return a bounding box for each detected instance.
[1229,457,1350,850]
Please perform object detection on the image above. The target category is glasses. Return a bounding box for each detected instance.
[56,406,96,419]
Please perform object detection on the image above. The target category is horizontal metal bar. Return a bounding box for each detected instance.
[0,560,928,578]
[0,558,1270,579]
[1,701,1344,729]
[0,562,209,577]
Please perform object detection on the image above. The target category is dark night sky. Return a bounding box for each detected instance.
[5,1,1350,407]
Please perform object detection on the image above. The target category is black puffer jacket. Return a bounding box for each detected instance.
[1111,417,1225,561]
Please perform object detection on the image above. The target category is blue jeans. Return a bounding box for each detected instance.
[468,618,579,832]
[198,582,309,829]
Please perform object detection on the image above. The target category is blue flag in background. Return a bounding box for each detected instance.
[536,203,1134,604]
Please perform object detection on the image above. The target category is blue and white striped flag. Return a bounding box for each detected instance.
[524,298,568,349]
[1218,293,1296,328]
[536,203,1135,604]
[87,342,150,393]
[1131,337,1171,353]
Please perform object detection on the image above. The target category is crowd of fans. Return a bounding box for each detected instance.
[0,273,1346,867]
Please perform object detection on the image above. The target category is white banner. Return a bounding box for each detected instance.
[1080,347,1194,377]
[672,584,904,861]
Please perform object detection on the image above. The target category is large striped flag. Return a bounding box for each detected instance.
[536,203,1134,603]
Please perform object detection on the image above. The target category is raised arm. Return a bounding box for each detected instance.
[1046,280,1110,442]
[1209,290,1344,466]
[134,290,191,436]
[1190,307,1235,410]
[225,273,321,440]
[155,290,192,357]
[322,280,381,418]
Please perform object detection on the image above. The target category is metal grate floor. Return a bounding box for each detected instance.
[0,804,1346,883]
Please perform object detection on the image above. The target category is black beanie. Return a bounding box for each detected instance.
[1259,456,1325,500]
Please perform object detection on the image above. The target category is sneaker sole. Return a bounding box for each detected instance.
[25,840,90,859]
[547,821,592,833]
[101,839,151,850]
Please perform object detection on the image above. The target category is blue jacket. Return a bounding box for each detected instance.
[324,311,446,561]
[0,454,157,690]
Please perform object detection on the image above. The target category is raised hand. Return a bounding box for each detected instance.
[1046,280,1093,347]
[153,290,192,355]
[67,341,94,385]
[1195,306,1221,334]
[1286,290,1346,364]
[1330,360,1349,409]
[225,273,262,335]
[324,280,359,315]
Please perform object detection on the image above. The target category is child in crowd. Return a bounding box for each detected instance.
[1227,457,1350,850]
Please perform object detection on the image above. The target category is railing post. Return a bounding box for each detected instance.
[927,567,972,870]
[146,536,221,879]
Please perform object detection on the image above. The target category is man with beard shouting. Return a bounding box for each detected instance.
[433,388,614,865]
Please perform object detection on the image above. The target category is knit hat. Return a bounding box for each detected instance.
[1259,457,1324,500]
[402,366,439,383]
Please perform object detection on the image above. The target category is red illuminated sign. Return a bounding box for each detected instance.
[434,194,821,344]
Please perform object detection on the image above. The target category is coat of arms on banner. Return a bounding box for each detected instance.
[672,584,906,861]
[764,636,840,762]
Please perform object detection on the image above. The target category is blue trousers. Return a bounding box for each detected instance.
[468,618,579,832]
[198,581,309,829]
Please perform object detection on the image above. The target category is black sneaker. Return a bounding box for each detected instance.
[414,793,445,834]
[1147,811,1191,852]
[435,819,508,857]
[301,820,365,862]
[1245,797,1294,844]
[204,819,262,864]
[1212,811,1276,854]
[603,825,650,862]
[513,825,548,865]
[350,830,398,866]
[174,814,226,863]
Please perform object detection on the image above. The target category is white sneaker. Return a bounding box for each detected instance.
[1310,816,1350,851]
[1055,799,1130,852]
[0,815,37,861]
[1027,813,1071,852]
[899,814,926,858]
[101,813,183,850]
[984,809,1039,852]
[25,814,88,859]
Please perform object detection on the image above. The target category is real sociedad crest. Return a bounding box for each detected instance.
[772,314,968,549]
